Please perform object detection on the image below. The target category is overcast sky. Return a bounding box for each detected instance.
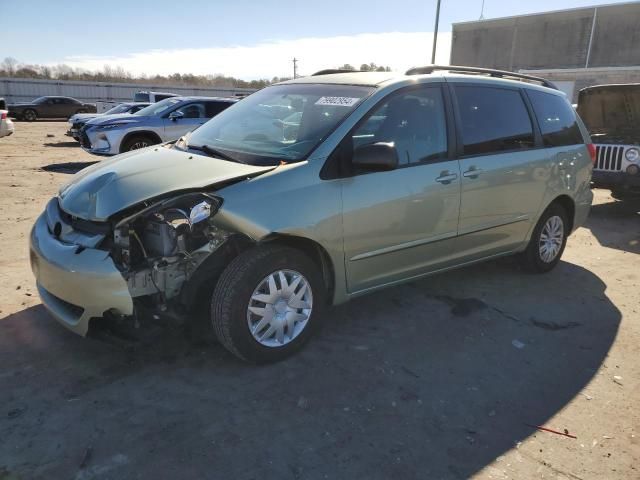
[0,0,629,79]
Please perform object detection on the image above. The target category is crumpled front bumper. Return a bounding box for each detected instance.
[29,212,133,336]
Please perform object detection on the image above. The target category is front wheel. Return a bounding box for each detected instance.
[518,204,569,273]
[23,109,37,122]
[121,135,157,152]
[211,245,325,363]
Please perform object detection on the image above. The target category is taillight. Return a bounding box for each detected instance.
[587,144,596,164]
[0,112,6,120]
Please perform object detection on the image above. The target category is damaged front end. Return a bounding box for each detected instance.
[106,192,247,329]
[31,189,252,338]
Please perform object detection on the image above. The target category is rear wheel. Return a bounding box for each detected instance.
[121,135,157,152]
[211,245,325,363]
[23,109,37,122]
[519,203,569,273]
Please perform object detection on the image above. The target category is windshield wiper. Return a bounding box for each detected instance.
[186,143,244,163]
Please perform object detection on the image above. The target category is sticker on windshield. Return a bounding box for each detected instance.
[315,96,360,107]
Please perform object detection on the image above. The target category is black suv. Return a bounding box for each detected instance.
[577,84,640,199]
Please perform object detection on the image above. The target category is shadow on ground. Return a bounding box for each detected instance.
[41,161,98,174]
[43,141,81,148]
[0,259,620,479]
[586,197,640,254]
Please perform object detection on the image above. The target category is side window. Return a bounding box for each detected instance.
[155,94,173,101]
[527,90,583,147]
[205,101,232,118]
[175,102,206,118]
[351,86,448,165]
[455,86,535,156]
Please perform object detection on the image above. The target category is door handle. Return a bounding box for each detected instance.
[463,167,483,179]
[435,173,458,184]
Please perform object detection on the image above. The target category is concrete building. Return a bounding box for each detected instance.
[450,2,640,101]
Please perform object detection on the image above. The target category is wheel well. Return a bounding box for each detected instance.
[549,195,575,232]
[179,233,335,314]
[261,234,336,303]
[119,131,162,153]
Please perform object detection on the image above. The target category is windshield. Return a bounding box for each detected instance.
[135,98,181,117]
[104,103,134,115]
[183,84,374,165]
[577,86,640,134]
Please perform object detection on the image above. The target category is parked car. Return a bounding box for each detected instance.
[79,96,236,155]
[577,83,640,199]
[29,67,594,363]
[66,102,150,141]
[8,96,96,121]
[0,110,14,138]
[133,91,178,103]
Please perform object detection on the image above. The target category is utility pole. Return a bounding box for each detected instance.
[431,0,442,64]
[293,58,298,79]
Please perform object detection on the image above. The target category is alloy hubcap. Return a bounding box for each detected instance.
[247,270,313,347]
[130,141,149,150]
[539,215,564,263]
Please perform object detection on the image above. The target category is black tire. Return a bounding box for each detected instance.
[23,109,37,122]
[121,135,157,152]
[211,245,326,363]
[518,203,569,273]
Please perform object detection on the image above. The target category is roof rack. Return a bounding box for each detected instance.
[311,69,360,76]
[405,65,558,90]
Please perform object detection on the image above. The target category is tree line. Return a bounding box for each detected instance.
[0,57,392,88]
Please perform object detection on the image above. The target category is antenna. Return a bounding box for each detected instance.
[479,0,485,20]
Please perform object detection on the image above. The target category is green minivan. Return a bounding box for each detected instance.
[30,66,594,362]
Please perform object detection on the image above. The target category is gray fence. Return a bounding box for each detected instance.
[0,77,256,103]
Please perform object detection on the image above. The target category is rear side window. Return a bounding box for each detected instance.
[155,94,174,101]
[205,101,233,117]
[527,90,583,147]
[455,86,535,156]
[134,92,150,102]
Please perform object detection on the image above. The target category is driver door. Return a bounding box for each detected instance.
[163,101,208,139]
[339,85,462,293]
[39,98,57,118]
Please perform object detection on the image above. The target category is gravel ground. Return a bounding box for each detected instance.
[0,122,638,480]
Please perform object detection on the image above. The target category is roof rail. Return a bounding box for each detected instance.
[311,69,359,76]
[405,65,558,90]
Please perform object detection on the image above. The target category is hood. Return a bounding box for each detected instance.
[70,113,99,123]
[58,147,274,221]
[86,113,146,127]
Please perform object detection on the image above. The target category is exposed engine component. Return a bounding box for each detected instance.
[109,193,230,303]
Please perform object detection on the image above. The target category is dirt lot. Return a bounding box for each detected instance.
[0,121,638,479]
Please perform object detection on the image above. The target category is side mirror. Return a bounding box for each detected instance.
[352,142,398,171]
[169,111,184,122]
